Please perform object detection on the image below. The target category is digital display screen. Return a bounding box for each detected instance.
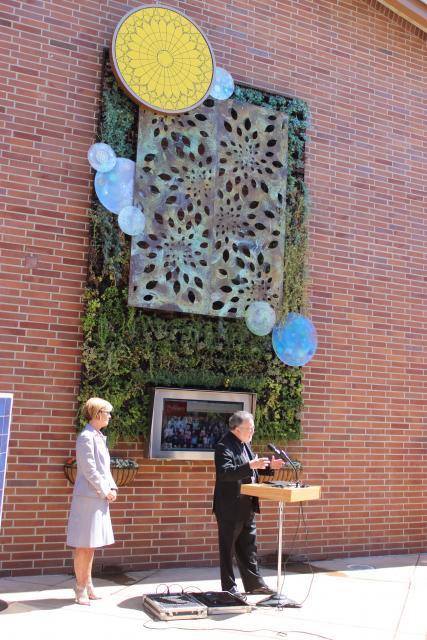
[161,399,243,451]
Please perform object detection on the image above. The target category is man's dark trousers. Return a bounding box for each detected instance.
[215,496,262,592]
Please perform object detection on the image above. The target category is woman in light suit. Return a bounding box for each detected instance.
[67,397,117,605]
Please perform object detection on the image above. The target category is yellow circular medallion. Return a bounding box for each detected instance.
[111,5,215,114]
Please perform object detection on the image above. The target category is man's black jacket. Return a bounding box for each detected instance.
[213,430,260,518]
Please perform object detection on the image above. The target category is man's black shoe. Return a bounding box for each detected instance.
[227,588,247,600]
[246,585,276,595]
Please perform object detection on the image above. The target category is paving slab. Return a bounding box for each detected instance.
[5,573,72,586]
[311,554,419,583]
[1,554,426,640]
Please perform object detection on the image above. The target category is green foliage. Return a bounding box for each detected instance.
[99,58,138,161]
[80,66,310,448]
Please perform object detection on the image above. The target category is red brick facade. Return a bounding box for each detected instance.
[1,0,426,575]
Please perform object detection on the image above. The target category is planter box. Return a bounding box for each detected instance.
[64,460,138,487]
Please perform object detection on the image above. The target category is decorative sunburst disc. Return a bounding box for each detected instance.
[111,5,215,114]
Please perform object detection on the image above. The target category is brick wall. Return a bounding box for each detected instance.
[0,0,426,575]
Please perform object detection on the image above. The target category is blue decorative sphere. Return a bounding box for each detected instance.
[210,67,234,100]
[94,158,135,214]
[272,313,318,367]
[87,143,116,173]
[245,301,276,336]
[118,205,145,236]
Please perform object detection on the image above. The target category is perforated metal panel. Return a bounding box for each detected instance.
[129,98,288,317]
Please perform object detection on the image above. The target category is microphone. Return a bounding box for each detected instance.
[279,448,300,485]
[267,442,282,458]
[267,443,300,486]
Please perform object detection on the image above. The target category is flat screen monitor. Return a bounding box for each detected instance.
[148,387,256,460]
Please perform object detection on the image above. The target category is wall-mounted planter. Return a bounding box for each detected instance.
[64,457,139,487]
[258,458,302,484]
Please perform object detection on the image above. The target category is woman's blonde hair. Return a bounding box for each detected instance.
[82,397,113,421]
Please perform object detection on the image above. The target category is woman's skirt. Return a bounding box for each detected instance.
[67,494,114,548]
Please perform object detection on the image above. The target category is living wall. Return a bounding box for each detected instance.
[80,55,310,446]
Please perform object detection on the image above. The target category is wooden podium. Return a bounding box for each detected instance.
[240,482,321,607]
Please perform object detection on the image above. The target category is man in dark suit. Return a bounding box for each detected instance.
[213,410,283,596]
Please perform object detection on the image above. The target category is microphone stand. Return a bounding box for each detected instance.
[280,449,300,487]
[267,443,300,487]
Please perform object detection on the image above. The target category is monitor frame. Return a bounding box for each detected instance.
[147,387,257,460]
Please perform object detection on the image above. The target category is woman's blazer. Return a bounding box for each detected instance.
[73,424,117,499]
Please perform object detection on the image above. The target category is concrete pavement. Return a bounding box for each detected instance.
[0,554,426,640]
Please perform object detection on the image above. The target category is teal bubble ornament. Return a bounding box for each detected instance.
[210,67,234,100]
[245,301,276,336]
[272,313,318,367]
[94,158,135,214]
[118,205,145,236]
[87,143,117,173]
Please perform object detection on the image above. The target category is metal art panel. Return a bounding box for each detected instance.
[129,98,288,317]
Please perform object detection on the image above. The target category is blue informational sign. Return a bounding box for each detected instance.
[0,393,13,529]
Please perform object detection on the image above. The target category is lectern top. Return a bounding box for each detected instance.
[240,483,321,503]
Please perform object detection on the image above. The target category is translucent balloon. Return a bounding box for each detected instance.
[118,206,145,236]
[245,301,276,336]
[87,143,117,173]
[210,67,234,100]
[94,158,135,214]
[272,313,317,367]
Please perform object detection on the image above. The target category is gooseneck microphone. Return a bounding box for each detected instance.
[267,443,300,486]
[267,442,282,458]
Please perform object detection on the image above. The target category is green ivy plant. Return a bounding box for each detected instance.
[79,57,309,447]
